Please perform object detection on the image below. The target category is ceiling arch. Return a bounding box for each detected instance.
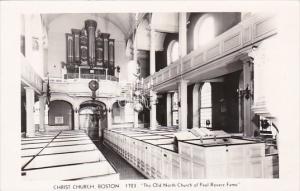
[42,13,138,40]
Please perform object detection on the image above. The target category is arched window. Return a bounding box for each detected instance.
[200,82,212,128]
[171,91,179,126]
[167,40,179,65]
[194,16,216,50]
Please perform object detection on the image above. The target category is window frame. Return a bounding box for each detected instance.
[167,40,179,66]
[193,14,216,50]
[199,82,212,128]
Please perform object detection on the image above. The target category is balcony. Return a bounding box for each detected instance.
[144,13,277,92]
[64,73,119,81]
[49,78,132,98]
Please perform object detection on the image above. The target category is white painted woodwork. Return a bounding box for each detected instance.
[39,96,46,131]
[23,161,119,180]
[150,27,156,75]
[73,111,80,130]
[22,131,118,180]
[49,79,123,97]
[166,93,172,126]
[192,84,201,128]
[103,128,279,179]
[150,90,157,130]
[178,80,188,130]
[264,155,279,178]
[144,13,277,93]
[178,139,265,178]
[25,87,35,137]
[250,36,280,119]
[179,13,187,57]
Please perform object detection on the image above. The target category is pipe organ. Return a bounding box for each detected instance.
[65,19,116,78]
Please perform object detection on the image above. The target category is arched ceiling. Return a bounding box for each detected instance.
[41,13,187,51]
[41,13,146,40]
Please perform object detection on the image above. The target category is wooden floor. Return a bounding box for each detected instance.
[94,140,146,180]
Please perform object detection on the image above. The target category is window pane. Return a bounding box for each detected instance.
[197,17,215,47]
[171,41,179,62]
[200,108,212,128]
[200,83,212,128]
[200,83,212,107]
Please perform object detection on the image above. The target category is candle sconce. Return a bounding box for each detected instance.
[237,84,253,100]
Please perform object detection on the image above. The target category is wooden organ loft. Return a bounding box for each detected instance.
[64,19,119,81]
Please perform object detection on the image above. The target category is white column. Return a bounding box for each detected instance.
[192,84,200,128]
[25,87,35,137]
[39,96,46,132]
[133,111,139,128]
[178,80,188,130]
[150,26,156,75]
[150,90,157,130]
[240,55,255,137]
[73,106,80,130]
[166,93,172,126]
[179,13,187,57]
[107,108,112,130]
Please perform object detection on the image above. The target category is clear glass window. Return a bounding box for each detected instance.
[200,82,212,128]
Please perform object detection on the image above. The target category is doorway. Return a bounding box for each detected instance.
[79,100,107,140]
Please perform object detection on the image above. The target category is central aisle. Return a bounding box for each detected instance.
[94,140,146,180]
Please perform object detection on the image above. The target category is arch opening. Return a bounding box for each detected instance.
[48,100,74,131]
[79,100,107,140]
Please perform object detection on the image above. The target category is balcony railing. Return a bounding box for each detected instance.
[144,13,277,90]
[64,73,119,81]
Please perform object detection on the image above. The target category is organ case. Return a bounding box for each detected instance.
[66,33,74,64]
[71,29,81,65]
[95,31,104,67]
[101,33,110,69]
[108,39,115,75]
[79,28,88,66]
[65,19,116,78]
[85,20,97,68]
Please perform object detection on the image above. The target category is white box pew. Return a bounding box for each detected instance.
[143,138,174,145]
[21,136,54,142]
[22,139,54,145]
[57,130,86,135]
[150,132,175,135]
[134,135,169,140]
[55,135,88,140]
[51,137,90,143]
[22,156,34,167]
[120,133,150,137]
[47,139,92,147]
[39,143,96,155]
[24,150,106,170]
[23,161,118,181]
[56,133,87,137]
[21,142,48,149]
[22,148,42,157]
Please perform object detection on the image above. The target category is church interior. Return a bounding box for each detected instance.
[18,12,284,180]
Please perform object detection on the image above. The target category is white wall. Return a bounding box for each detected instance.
[47,14,130,80]
[23,14,46,78]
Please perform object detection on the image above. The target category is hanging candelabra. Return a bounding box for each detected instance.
[116,13,155,112]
